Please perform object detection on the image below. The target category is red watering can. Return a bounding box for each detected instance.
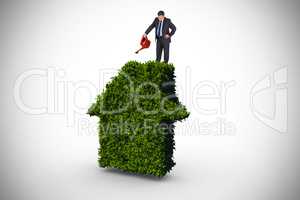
[135,35,151,54]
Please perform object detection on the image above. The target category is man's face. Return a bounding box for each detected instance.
[158,15,165,21]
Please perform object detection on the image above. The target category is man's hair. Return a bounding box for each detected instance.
[157,10,165,16]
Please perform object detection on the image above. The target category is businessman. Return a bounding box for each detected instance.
[144,10,176,63]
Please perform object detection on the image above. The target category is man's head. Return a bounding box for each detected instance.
[157,10,165,21]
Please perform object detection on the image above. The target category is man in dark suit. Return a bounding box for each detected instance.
[144,10,176,63]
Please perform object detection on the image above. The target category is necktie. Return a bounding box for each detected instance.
[157,21,162,37]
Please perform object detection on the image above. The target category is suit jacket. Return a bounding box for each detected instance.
[145,17,176,43]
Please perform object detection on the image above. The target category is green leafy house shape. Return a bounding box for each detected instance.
[88,61,190,177]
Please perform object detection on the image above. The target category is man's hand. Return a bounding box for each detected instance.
[143,33,147,38]
[164,34,170,39]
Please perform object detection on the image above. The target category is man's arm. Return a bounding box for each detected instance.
[169,19,176,36]
[144,18,156,35]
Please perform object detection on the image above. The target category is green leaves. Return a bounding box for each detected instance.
[88,61,190,177]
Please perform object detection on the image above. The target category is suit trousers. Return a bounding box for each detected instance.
[156,37,170,63]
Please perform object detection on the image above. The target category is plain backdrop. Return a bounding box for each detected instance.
[0,0,300,200]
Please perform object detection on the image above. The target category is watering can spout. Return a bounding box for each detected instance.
[135,48,142,54]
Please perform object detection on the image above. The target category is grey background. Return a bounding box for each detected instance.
[0,0,300,200]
